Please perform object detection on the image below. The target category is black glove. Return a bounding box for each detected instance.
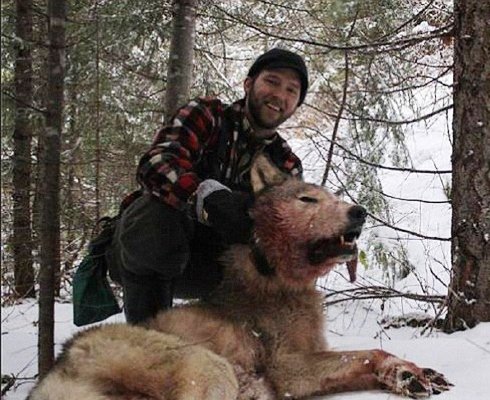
[194,179,253,244]
[203,189,253,244]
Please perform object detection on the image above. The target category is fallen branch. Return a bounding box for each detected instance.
[1,374,16,396]
[323,285,445,306]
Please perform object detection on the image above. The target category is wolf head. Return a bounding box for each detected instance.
[249,154,366,285]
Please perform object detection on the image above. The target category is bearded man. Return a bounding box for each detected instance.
[110,48,309,324]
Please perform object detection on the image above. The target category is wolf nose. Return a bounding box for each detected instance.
[348,205,367,225]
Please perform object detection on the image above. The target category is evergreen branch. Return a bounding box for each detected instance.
[2,90,47,115]
[213,4,453,53]
[358,25,453,56]
[377,0,443,41]
[322,5,359,185]
[255,0,310,14]
[195,45,240,99]
[99,49,166,81]
[322,52,348,185]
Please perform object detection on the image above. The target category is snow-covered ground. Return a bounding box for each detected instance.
[323,301,490,399]
[2,300,490,399]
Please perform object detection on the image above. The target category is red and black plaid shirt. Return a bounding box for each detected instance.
[123,97,302,211]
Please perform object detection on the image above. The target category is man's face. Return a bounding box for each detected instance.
[244,68,301,136]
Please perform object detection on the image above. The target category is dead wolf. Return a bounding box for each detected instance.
[28,154,452,400]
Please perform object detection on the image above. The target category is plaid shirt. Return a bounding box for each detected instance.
[124,97,302,211]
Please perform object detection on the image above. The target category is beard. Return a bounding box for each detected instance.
[247,87,293,131]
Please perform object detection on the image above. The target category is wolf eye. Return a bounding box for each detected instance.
[299,196,318,203]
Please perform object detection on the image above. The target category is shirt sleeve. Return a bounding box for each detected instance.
[136,98,222,209]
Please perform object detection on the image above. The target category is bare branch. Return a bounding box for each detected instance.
[322,51,351,185]
[293,125,452,175]
[326,167,452,241]
[305,102,454,127]
[2,90,47,115]
[323,285,445,306]
[367,212,452,241]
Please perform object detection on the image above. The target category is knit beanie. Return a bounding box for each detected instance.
[247,48,309,106]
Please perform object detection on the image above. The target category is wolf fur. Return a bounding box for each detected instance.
[28,154,451,400]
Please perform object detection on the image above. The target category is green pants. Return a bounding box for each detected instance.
[109,193,225,324]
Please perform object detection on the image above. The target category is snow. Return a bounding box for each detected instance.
[323,303,490,400]
[2,300,490,399]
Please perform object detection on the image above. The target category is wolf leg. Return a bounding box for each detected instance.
[171,348,239,400]
[269,350,452,399]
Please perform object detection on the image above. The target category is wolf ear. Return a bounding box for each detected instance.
[250,153,288,193]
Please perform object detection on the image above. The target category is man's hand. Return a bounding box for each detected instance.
[194,180,253,243]
[195,179,231,225]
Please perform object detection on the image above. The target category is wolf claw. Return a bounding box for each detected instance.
[379,362,453,398]
[423,368,454,394]
[395,366,453,398]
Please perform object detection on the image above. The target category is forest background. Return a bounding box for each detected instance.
[1,0,489,396]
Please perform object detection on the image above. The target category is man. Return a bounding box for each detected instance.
[111,48,309,324]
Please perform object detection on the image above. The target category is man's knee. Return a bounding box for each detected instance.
[115,193,191,278]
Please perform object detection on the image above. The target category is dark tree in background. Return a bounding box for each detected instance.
[444,0,490,332]
[164,0,197,122]
[13,0,35,298]
[38,0,66,377]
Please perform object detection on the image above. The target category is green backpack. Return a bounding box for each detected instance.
[73,217,121,326]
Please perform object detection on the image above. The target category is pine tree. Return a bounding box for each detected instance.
[444,0,490,331]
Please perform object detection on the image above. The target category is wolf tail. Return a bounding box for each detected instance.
[27,372,108,400]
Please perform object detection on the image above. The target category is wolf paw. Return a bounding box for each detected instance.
[421,368,454,395]
[378,358,453,398]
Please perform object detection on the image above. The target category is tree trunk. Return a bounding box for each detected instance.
[444,0,490,332]
[38,0,66,378]
[164,0,197,122]
[31,7,49,251]
[93,0,102,221]
[13,0,35,298]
